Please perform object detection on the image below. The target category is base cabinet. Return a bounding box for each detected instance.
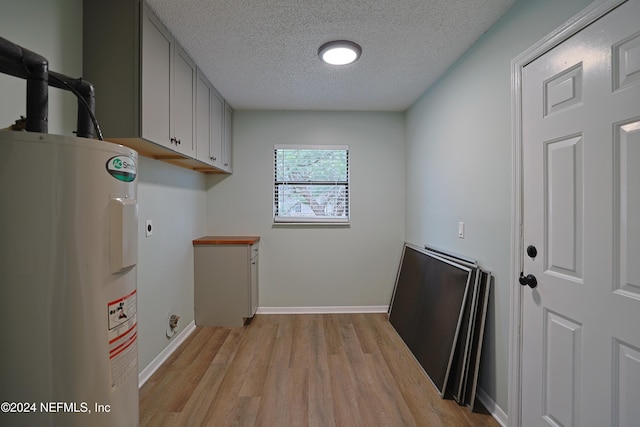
[193,236,259,327]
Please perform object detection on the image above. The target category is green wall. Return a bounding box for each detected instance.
[206,110,406,308]
[405,0,594,415]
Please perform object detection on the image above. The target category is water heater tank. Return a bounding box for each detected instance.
[0,131,140,426]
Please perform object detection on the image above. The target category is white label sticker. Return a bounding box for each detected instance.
[108,290,138,390]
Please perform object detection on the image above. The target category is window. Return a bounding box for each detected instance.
[274,145,349,224]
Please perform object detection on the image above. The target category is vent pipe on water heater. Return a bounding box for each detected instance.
[0,36,49,133]
[0,36,101,139]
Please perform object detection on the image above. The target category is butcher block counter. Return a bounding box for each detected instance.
[193,236,260,327]
[192,236,260,246]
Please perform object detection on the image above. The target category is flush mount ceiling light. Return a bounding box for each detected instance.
[318,40,362,66]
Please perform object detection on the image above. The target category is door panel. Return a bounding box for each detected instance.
[543,311,582,427]
[544,135,583,280]
[613,32,640,90]
[613,339,640,426]
[615,120,640,297]
[521,1,640,426]
[544,64,583,117]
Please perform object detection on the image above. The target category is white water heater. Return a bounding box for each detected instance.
[0,131,139,426]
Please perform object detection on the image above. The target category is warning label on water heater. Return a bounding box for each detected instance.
[107,290,138,391]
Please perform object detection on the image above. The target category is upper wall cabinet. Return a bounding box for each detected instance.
[223,101,233,173]
[83,0,230,173]
[140,7,194,157]
[172,44,196,157]
[195,69,224,169]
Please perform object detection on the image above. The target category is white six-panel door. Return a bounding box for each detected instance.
[521,0,640,425]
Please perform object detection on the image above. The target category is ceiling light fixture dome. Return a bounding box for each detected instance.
[318,40,362,66]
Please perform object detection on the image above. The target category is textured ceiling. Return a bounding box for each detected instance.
[145,0,515,111]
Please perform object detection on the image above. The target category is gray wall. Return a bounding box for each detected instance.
[0,0,206,374]
[405,0,593,414]
[136,158,206,370]
[206,110,406,308]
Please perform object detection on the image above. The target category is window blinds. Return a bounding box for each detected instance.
[274,145,349,224]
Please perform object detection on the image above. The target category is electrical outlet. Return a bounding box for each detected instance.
[458,221,464,239]
[145,220,153,237]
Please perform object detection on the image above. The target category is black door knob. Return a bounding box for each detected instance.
[519,272,537,288]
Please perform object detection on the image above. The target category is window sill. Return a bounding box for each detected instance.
[272,221,351,228]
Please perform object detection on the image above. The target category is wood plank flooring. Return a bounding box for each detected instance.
[140,314,499,426]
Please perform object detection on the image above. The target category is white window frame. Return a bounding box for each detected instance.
[273,144,350,225]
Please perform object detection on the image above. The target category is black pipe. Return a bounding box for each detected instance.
[0,36,102,139]
[0,36,48,133]
[49,72,96,139]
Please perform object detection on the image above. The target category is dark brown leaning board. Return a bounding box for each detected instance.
[447,267,481,402]
[463,270,491,410]
[388,243,472,396]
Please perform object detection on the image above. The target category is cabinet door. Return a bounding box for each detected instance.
[141,6,171,147]
[195,72,224,167]
[195,71,213,165]
[173,46,196,156]
[211,91,224,168]
[222,101,233,172]
[250,253,258,317]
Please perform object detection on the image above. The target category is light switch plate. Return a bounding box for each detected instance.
[458,221,464,239]
[145,220,153,237]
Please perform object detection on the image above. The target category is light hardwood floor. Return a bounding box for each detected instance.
[139,313,499,426]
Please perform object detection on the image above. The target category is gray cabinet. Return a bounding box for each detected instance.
[171,45,196,157]
[222,101,233,172]
[193,237,260,327]
[140,7,195,156]
[83,0,228,173]
[195,70,224,168]
[140,6,171,149]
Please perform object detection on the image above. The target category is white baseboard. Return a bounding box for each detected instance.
[256,305,389,314]
[138,320,196,388]
[476,387,508,427]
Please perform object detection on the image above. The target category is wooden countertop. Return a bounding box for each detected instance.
[193,236,261,245]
